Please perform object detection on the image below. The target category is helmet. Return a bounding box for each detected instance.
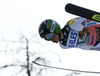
[38,19,61,41]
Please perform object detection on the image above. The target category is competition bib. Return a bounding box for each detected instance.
[66,29,89,48]
[67,30,79,47]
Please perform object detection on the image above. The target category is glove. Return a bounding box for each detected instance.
[78,27,89,40]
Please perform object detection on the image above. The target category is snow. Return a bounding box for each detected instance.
[0,0,100,76]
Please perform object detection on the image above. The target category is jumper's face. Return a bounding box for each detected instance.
[50,33,59,43]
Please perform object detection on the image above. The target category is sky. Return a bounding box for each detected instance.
[0,0,100,76]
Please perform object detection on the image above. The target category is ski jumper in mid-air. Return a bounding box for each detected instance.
[38,17,100,51]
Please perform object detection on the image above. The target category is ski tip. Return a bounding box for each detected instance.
[65,3,74,13]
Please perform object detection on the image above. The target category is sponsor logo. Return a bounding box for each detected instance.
[67,31,78,47]
[92,14,100,21]
[40,30,44,35]
[86,19,90,23]
[81,20,86,27]
[87,22,96,26]
[89,35,94,45]
[50,21,55,32]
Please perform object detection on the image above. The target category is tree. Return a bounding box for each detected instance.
[0,34,61,76]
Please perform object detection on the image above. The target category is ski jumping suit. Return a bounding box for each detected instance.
[59,17,100,51]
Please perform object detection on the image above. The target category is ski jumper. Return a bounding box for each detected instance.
[59,17,100,50]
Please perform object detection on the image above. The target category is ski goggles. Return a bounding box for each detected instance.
[43,33,55,41]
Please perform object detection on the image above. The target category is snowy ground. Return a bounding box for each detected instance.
[0,0,100,76]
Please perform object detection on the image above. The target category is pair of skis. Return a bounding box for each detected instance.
[65,3,100,22]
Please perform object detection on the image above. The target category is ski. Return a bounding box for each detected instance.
[65,3,100,22]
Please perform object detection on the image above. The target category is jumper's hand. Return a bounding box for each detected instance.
[78,27,89,40]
